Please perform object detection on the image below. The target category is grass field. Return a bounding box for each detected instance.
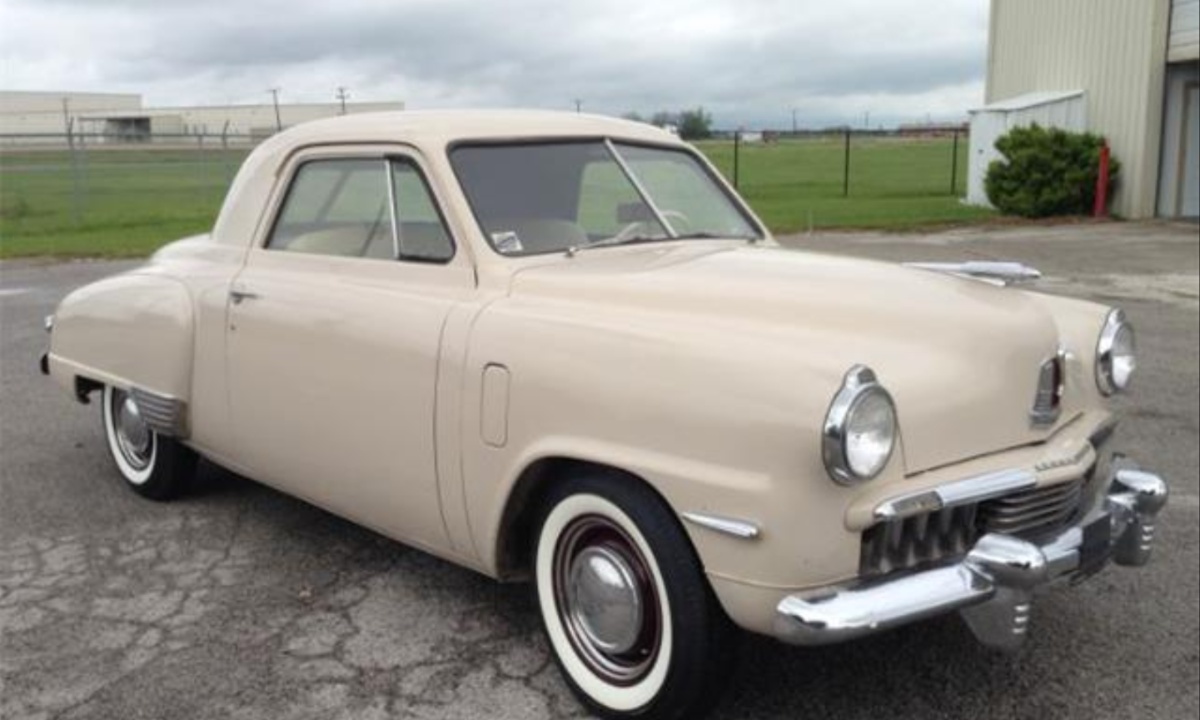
[0,137,994,259]
[698,136,992,231]
[0,147,250,258]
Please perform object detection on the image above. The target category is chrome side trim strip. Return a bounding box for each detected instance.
[681,512,761,540]
[874,469,1037,522]
[904,261,1042,284]
[129,387,189,439]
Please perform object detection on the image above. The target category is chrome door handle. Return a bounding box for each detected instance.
[229,288,260,304]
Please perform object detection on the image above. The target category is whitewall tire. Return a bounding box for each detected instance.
[533,472,737,720]
[101,385,196,501]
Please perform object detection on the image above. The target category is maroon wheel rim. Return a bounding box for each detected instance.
[552,513,663,687]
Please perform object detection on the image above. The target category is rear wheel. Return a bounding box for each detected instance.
[533,472,737,719]
[102,385,196,500]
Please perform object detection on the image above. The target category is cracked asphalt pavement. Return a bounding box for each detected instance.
[2,221,1197,719]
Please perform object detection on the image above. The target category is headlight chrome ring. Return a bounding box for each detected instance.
[823,365,898,486]
[1096,309,1136,396]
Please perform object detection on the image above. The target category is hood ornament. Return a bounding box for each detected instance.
[904,261,1042,285]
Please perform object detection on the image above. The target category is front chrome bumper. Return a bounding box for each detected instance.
[774,463,1168,651]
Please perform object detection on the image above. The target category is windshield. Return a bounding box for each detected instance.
[450,140,762,256]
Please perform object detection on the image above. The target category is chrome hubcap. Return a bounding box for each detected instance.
[567,546,644,655]
[112,391,152,469]
[553,515,661,686]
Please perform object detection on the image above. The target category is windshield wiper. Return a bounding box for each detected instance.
[566,234,670,256]
[567,232,759,257]
[671,232,758,241]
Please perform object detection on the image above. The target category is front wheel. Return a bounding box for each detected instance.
[533,473,737,720]
[102,385,196,501]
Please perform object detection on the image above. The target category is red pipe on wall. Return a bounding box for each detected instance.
[1093,142,1110,218]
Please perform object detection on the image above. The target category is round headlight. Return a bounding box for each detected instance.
[1096,309,1136,395]
[823,366,898,485]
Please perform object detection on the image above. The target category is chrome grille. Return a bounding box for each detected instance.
[980,479,1083,537]
[861,478,1085,577]
[860,504,981,577]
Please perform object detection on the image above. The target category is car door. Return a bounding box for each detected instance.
[225,147,473,550]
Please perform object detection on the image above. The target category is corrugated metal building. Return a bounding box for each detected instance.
[983,0,1199,218]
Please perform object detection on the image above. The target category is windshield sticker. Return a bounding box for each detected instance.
[492,231,524,254]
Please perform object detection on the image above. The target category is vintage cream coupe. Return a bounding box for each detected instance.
[42,111,1168,719]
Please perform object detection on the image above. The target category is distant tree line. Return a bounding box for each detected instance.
[622,107,713,140]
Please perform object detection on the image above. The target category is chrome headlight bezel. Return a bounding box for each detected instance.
[822,365,898,486]
[1096,309,1136,396]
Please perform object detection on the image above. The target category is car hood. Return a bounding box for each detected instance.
[508,242,1067,475]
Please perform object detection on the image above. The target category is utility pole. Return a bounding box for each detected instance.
[61,97,71,134]
[864,110,870,129]
[791,108,797,134]
[268,88,282,131]
[574,99,582,113]
[336,87,349,115]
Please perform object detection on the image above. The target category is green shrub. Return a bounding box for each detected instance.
[984,124,1119,218]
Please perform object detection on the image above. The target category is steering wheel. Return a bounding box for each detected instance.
[610,220,656,243]
[659,210,694,234]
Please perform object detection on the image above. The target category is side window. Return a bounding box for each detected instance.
[390,160,455,262]
[267,159,393,259]
[267,159,394,258]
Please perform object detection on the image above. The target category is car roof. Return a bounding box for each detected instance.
[270,109,682,147]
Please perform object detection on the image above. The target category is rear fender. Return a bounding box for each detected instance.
[48,273,194,431]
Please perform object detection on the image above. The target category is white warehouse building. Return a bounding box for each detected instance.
[971,0,1199,219]
[0,91,404,140]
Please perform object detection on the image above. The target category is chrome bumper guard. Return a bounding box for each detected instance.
[775,464,1168,651]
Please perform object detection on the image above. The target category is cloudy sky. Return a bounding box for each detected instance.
[0,0,990,129]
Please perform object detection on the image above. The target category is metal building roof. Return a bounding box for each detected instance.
[971,90,1085,114]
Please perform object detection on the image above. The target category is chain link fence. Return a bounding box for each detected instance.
[1,127,976,256]
[2,132,261,222]
[695,128,975,231]
[1,132,265,256]
[702,128,968,197]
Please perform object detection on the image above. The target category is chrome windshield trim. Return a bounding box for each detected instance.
[603,138,676,238]
[873,469,1037,522]
[681,512,761,540]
